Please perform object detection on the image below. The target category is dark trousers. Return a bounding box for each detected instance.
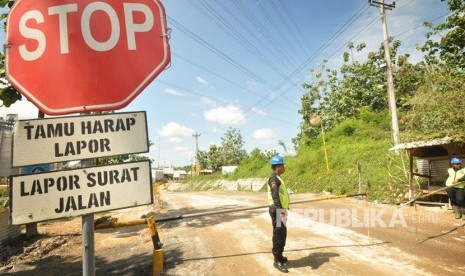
[447,187,465,207]
[269,206,287,261]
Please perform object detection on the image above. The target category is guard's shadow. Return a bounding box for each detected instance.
[287,251,340,270]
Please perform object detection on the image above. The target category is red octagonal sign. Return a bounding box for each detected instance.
[5,0,171,115]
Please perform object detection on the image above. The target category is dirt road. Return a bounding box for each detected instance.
[1,189,465,275]
[158,190,465,275]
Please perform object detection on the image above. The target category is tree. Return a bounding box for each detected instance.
[402,73,465,142]
[220,127,247,166]
[0,1,22,108]
[419,0,465,75]
[197,128,248,170]
[278,140,287,154]
[402,0,465,141]
[296,40,427,147]
[198,144,222,172]
[235,148,269,176]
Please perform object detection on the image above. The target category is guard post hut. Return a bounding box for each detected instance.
[390,137,465,206]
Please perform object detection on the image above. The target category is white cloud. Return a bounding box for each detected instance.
[246,81,263,92]
[168,137,183,144]
[253,128,276,139]
[209,126,221,134]
[196,76,207,84]
[251,107,267,116]
[157,122,195,143]
[269,91,279,100]
[164,88,184,96]
[174,146,190,152]
[201,97,216,106]
[203,105,246,125]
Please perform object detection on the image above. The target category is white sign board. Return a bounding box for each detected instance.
[9,161,153,225]
[13,112,148,167]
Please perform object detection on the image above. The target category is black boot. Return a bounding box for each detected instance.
[460,207,465,220]
[276,252,288,263]
[273,261,289,273]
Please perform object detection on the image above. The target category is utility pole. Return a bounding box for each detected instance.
[369,0,399,146]
[157,136,161,169]
[192,132,201,176]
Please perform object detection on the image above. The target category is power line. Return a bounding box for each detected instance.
[166,1,374,135]
[170,52,297,112]
[255,0,303,62]
[167,15,300,112]
[168,15,270,86]
[191,0,305,96]
[231,0,302,67]
[166,1,429,138]
[213,0,296,73]
[271,0,312,59]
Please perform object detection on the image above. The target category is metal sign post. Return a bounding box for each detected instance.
[82,212,95,276]
[81,159,95,276]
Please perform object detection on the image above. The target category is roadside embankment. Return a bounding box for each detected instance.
[162,178,268,192]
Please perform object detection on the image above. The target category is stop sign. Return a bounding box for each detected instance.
[5,0,171,115]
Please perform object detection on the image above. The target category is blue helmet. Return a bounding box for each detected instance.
[451,157,462,165]
[270,155,284,166]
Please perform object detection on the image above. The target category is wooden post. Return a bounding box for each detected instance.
[408,150,414,200]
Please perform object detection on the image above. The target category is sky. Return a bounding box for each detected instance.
[0,0,450,168]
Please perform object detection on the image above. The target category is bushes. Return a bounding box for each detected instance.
[278,116,409,202]
[186,115,409,203]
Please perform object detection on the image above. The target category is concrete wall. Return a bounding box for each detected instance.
[165,178,267,192]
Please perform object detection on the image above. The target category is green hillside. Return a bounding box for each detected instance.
[187,110,412,204]
[233,113,410,203]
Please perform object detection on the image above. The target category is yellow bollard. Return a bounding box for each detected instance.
[147,218,163,275]
[153,249,164,276]
[93,216,165,275]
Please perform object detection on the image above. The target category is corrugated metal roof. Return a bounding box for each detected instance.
[389,137,453,151]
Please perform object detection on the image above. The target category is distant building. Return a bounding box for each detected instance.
[173,170,188,180]
[152,169,164,181]
[222,166,238,175]
[200,169,213,175]
[162,167,174,180]
[0,114,18,131]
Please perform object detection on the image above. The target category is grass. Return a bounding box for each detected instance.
[187,115,413,203]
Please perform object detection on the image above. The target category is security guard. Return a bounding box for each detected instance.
[446,157,465,219]
[268,155,289,273]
